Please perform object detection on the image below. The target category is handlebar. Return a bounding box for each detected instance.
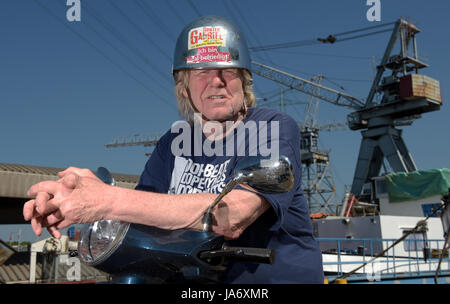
[199,245,275,265]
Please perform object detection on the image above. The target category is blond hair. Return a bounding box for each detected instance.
[173,69,256,123]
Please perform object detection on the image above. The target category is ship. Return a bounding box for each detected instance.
[313,168,450,284]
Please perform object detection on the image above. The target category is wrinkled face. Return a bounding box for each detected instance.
[183,68,245,122]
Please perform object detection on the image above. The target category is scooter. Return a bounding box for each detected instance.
[77,156,294,284]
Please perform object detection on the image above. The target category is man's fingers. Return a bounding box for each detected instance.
[25,200,44,237]
[25,198,64,238]
[35,192,60,215]
[58,167,94,179]
[55,219,73,230]
[27,181,59,198]
[47,225,62,239]
[61,172,80,190]
[23,200,36,221]
[58,167,79,178]
[31,216,43,236]
[31,213,63,238]
[41,211,64,227]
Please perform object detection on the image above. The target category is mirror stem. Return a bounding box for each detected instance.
[201,175,244,232]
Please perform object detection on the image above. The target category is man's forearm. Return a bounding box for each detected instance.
[108,186,216,230]
[106,186,270,239]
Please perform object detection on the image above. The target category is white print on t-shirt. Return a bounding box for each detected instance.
[168,156,231,194]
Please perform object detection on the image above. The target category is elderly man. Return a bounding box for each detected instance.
[23,16,323,283]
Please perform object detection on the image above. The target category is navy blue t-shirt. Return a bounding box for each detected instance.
[135,107,324,283]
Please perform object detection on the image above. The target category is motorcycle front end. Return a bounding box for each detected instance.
[77,156,294,284]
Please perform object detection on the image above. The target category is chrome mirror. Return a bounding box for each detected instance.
[232,156,295,193]
[96,166,116,186]
[202,156,295,231]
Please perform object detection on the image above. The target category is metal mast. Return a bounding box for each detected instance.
[297,76,338,214]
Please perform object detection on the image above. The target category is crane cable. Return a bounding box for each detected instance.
[134,0,177,41]
[434,199,450,284]
[110,1,172,62]
[83,1,173,86]
[187,0,202,18]
[35,0,175,109]
[249,21,396,52]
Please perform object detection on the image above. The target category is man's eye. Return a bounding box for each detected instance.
[223,70,238,78]
[192,70,206,76]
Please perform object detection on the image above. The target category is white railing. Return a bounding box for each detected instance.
[318,238,450,282]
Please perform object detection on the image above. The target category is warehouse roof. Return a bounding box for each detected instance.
[0,259,109,284]
[0,163,140,199]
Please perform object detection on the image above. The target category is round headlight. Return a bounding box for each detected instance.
[78,220,130,265]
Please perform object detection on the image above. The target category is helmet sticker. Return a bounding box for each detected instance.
[188,26,226,50]
[186,46,230,64]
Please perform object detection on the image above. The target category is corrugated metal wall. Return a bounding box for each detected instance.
[0,170,59,199]
[0,261,109,284]
[0,163,139,199]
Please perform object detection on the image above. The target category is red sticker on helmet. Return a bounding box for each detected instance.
[186,46,230,64]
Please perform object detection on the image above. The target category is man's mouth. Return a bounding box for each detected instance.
[208,95,227,100]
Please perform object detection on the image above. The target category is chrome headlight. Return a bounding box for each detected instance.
[78,220,130,266]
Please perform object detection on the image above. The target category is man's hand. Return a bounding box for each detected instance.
[23,167,111,238]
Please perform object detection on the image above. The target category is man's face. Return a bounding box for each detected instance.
[184,68,245,122]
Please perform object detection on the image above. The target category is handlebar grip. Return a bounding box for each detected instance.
[226,246,275,264]
[199,245,275,264]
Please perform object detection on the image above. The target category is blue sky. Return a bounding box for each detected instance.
[1,0,449,242]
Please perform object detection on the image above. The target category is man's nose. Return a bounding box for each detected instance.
[209,70,226,86]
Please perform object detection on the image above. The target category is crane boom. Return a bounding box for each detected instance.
[105,133,162,148]
[251,61,365,110]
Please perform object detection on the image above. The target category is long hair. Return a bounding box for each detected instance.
[173,69,256,123]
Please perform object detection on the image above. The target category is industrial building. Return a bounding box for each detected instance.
[0,163,139,284]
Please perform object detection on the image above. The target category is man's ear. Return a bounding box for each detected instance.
[182,87,188,99]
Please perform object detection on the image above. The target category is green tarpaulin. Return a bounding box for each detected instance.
[385,168,450,202]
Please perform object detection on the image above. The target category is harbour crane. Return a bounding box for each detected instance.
[251,18,442,198]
